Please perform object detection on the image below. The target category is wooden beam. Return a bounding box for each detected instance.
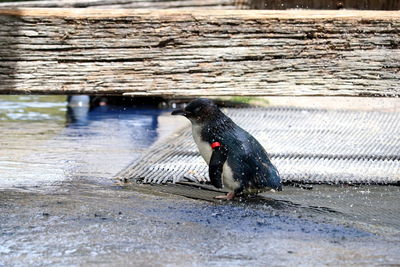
[0,0,240,9]
[249,0,400,10]
[0,9,399,96]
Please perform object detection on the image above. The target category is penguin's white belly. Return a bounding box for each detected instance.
[222,163,240,191]
[192,123,212,164]
[191,123,240,191]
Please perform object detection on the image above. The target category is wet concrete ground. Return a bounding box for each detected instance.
[1,96,400,266]
[2,181,400,266]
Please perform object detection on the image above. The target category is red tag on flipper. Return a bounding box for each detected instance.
[211,142,221,149]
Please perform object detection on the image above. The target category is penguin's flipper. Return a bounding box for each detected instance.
[208,146,227,189]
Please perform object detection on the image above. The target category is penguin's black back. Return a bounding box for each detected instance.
[201,111,282,191]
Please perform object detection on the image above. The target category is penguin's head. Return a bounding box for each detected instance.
[171,98,220,123]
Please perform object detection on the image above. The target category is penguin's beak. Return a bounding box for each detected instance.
[171,108,186,116]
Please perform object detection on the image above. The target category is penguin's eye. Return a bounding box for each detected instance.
[193,106,202,113]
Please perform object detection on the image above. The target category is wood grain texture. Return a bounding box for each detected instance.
[250,0,400,10]
[0,9,399,96]
[0,0,239,9]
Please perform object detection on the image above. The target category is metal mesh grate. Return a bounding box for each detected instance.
[117,107,400,185]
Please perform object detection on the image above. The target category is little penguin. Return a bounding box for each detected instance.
[171,98,282,200]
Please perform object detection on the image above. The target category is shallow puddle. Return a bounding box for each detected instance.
[0,95,185,190]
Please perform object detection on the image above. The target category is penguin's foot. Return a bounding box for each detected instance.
[214,192,235,200]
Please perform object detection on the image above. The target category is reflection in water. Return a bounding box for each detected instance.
[0,95,172,190]
[66,95,90,125]
[62,104,163,185]
[67,105,90,126]
[66,104,161,147]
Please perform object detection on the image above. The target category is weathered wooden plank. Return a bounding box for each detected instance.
[1,0,398,10]
[0,0,239,9]
[250,0,400,10]
[0,9,399,96]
